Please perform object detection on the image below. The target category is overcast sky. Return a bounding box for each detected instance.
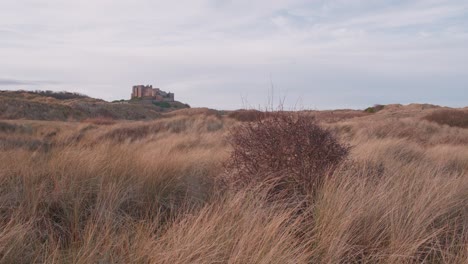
[1,0,467,109]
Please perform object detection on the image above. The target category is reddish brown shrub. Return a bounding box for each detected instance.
[227,109,269,122]
[424,109,468,128]
[224,111,349,197]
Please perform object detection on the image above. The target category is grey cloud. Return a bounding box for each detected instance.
[0,0,467,109]
[0,78,35,86]
[0,78,60,86]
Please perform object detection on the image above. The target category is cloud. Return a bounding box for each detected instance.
[0,0,467,108]
[0,78,59,86]
[0,78,31,86]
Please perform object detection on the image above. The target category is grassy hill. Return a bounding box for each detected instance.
[0,90,189,121]
[0,105,467,262]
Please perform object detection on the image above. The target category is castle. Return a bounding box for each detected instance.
[131,85,174,102]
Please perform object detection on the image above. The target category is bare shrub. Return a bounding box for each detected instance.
[227,109,269,122]
[424,109,468,128]
[224,111,349,197]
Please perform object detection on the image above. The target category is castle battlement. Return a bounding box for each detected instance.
[131,85,174,102]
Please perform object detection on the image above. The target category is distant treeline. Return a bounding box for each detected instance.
[13,90,90,100]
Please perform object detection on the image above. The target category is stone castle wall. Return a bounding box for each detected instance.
[131,85,174,101]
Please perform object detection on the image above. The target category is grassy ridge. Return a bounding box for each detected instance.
[0,106,467,263]
[0,90,189,121]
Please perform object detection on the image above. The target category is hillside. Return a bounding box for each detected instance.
[0,90,189,121]
[0,104,467,263]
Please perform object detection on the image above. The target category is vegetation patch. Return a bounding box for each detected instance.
[81,117,117,126]
[153,101,172,108]
[11,90,90,100]
[100,124,155,142]
[0,121,33,134]
[227,109,269,122]
[364,104,385,113]
[0,136,52,151]
[1,107,468,263]
[424,109,468,128]
[224,111,349,198]
[0,121,18,133]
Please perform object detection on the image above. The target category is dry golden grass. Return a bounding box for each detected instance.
[0,105,467,263]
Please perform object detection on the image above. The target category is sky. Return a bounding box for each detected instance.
[1,0,467,110]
